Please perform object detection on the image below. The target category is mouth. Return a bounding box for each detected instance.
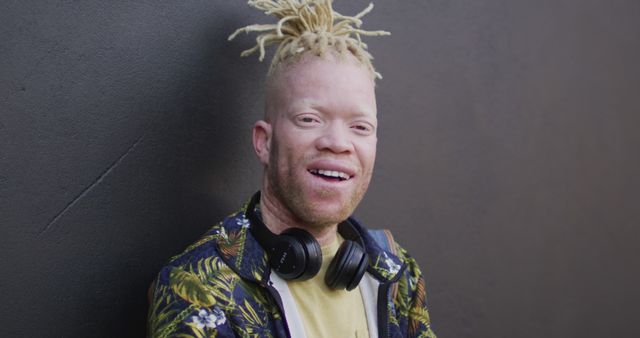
[308,168,352,182]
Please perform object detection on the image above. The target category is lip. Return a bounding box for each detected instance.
[306,160,357,179]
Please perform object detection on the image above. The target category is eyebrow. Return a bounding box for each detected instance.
[302,100,377,120]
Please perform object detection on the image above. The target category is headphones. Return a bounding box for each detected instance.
[246,191,369,291]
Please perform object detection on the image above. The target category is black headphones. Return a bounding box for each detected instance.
[246,191,369,291]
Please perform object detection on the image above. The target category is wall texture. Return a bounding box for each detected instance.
[1,1,639,337]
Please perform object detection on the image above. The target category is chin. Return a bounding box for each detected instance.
[299,197,357,226]
[301,211,350,229]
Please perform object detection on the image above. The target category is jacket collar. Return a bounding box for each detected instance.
[214,199,406,286]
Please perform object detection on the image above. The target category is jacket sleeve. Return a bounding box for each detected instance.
[398,246,437,338]
[147,265,237,338]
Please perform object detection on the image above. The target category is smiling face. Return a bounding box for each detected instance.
[253,54,378,230]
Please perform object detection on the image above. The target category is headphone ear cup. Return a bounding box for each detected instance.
[325,240,369,291]
[280,228,322,280]
[268,236,307,280]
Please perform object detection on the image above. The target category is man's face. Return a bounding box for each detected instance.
[255,55,378,228]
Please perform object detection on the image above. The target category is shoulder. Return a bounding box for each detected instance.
[147,222,237,337]
[151,221,236,310]
[148,214,275,337]
[363,227,423,273]
[371,229,437,337]
[157,222,227,281]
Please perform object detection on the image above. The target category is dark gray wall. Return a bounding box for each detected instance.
[1,1,639,337]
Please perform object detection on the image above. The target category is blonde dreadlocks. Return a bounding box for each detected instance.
[228,0,390,79]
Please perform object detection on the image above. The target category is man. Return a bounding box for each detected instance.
[148,1,436,337]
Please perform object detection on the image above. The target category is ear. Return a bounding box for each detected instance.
[253,120,272,165]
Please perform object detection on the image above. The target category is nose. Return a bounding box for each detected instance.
[315,122,354,154]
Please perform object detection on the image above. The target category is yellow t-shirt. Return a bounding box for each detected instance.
[288,235,370,338]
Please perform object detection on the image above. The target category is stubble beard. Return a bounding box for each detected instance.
[267,150,372,231]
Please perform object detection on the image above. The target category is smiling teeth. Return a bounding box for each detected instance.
[309,169,351,180]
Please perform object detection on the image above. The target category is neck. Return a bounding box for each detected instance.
[258,188,338,247]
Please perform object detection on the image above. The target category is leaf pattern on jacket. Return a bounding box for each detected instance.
[170,268,217,308]
[148,207,437,337]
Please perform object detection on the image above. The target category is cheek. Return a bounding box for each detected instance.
[267,138,288,175]
[270,137,304,172]
[277,130,315,160]
[358,140,377,169]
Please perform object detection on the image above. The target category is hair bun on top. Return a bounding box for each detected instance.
[228,0,390,79]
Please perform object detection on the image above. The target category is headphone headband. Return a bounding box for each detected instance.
[245,191,368,289]
[246,191,277,248]
[246,191,364,248]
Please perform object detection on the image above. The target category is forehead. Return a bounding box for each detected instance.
[266,54,377,117]
[270,51,376,83]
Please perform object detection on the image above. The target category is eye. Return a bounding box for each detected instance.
[300,116,316,123]
[294,114,321,126]
[351,122,375,135]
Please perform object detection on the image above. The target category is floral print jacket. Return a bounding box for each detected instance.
[148,203,437,338]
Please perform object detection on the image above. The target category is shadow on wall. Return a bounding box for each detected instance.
[165,15,264,233]
[2,6,268,336]
[121,16,264,336]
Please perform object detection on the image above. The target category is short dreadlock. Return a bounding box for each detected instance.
[228,0,390,79]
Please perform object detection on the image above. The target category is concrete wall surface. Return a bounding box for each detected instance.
[1,0,639,337]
